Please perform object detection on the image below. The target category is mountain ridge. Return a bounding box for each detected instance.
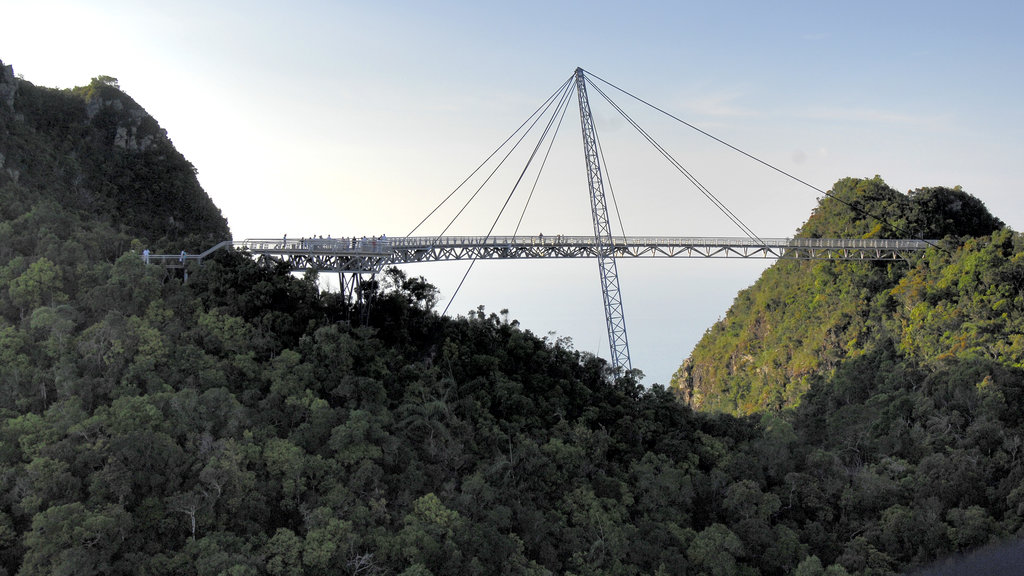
[2,62,1024,576]
[0,60,229,252]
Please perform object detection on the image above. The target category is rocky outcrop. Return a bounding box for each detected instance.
[0,61,16,109]
[86,89,162,152]
[113,123,157,152]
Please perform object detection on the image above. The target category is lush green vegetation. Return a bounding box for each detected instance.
[672,176,1008,414]
[0,63,228,252]
[2,62,1023,575]
[670,176,1024,572]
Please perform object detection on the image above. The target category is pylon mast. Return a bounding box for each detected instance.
[574,68,631,371]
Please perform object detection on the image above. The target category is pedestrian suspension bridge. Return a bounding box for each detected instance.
[150,69,937,372]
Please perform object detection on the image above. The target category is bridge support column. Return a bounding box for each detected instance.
[339,272,376,324]
[575,68,632,372]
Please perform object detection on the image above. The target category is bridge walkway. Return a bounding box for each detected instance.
[145,235,937,273]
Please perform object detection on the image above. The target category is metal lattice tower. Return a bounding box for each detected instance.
[574,68,632,371]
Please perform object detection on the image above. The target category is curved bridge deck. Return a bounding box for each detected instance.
[148,236,937,273]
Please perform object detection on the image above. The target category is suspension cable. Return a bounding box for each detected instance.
[513,84,575,237]
[442,76,577,315]
[590,83,628,238]
[586,76,762,242]
[407,74,575,237]
[430,77,574,241]
[583,69,942,248]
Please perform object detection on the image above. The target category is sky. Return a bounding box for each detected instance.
[3,0,1023,385]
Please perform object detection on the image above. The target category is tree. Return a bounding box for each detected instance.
[302,512,356,573]
[166,490,211,541]
[687,523,745,576]
[0,321,32,409]
[263,528,303,576]
[793,555,824,576]
[945,506,998,552]
[19,502,130,576]
[8,257,64,314]
[394,493,464,573]
[262,437,309,511]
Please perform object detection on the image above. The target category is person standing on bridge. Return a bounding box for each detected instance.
[142,249,150,264]
[179,250,186,263]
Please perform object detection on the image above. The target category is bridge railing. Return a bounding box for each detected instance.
[378,235,937,250]
[233,235,938,252]
[235,237,393,252]
[145,235,938,269]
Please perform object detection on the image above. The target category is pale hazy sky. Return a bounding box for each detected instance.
[3,1,1022,385]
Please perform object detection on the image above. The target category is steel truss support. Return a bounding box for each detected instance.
[226,236,935,267]
[574,68,632,371]
[338,272,376,325]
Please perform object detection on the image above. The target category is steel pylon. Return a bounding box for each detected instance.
[574,68,632,371]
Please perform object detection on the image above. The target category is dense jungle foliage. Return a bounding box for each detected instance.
[2,61,1023,575]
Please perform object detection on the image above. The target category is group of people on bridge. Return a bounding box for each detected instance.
[280,234,391,252]
[140,248,189,264]
[137,233,399,267]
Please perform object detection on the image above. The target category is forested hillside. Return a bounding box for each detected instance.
[671,176,1024,571]
[0,60,228,252]
[2,62,1023,575]
[672,176,1009,415]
